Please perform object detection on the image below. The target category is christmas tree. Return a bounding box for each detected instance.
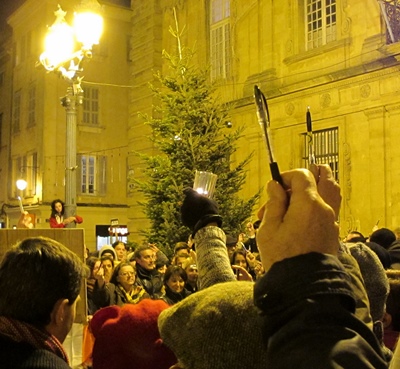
[135,28,259,256]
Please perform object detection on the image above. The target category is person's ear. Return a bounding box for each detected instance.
[50,298,70,326]
[383,312,392,328]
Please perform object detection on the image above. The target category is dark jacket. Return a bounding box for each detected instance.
[244,237,258,253]
[162,285,191,305]
[0,334,70,369]
[135,264,164,298]
[254,252,387,369]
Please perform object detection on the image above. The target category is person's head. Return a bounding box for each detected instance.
[99,245,117,261]
[111,262,136,292]
[156,259,169,274]
[100,255,114,283]
[134,245,157,271]
[182,259,198,286]
[112,241,127,262]
[231,249,249,271]
[158,281,268,369]
[127,252,136,268]
[174,242,190,257]
[0,237,87,343]
[50,199,64,216]
[91,300,176,369]
[347,242,390,322]
[226,234,237,259]
[86,256,101,279]
[164,266,187,294]
[370,228,397,250]
[344,231,366,243]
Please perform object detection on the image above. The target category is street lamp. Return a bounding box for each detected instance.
[39,0,103,227]
[16,179,27,192]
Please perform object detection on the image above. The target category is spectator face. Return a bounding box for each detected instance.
[185,265,198,284]
[114,243,127,261]
[136,249,156,271]
[176,249,190,258]
[174,256,187,267]
[116,265,135,291]
[54,202,63,214]
[102,259,114,282]
[227,245,236,258]
[166,273,185,293]
[233,254,247,269]
[158,264,167,274]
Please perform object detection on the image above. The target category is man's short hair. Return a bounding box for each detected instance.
[0,237,87,327]
[112,241,127,249]
[134,245,153,260]
[174,242,189,254]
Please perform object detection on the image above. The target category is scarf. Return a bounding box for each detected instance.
[118,285,147,304]
[0,316,69,365]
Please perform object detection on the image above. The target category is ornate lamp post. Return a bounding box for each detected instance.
[39,0,103,227]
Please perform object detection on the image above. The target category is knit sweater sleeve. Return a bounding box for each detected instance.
[194,226,236,290]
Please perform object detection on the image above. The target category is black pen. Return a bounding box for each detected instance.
[306,106,316,165]
[254,85,283,186]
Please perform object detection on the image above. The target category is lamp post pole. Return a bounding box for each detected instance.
[61,85,83,227]
[39,2,103,228]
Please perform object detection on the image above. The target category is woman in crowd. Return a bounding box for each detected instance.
[49,199,83,228]
[92,262,149,308]
[86,256,102,315]
[99,255,115,283]
[230,249,255,281]
[161,265,191,305]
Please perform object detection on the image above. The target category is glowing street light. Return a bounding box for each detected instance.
[16,179,27,191]
[39,0,103,227]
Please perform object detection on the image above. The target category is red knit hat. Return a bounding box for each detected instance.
[90,299,177,369]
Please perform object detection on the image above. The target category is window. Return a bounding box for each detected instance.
[24,153,37,197]
[12,156,24,198]
[306,0,336,50]
[378,0,400,44]
[301,127,339,180]
[210,0,231,79]
[78,154,106,195]
[83,87,99,125]
[13,90,21,134]
[12,153,38,198]
[28,84,36,127]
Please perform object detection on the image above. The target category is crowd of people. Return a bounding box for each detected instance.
[3,164,400,368]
